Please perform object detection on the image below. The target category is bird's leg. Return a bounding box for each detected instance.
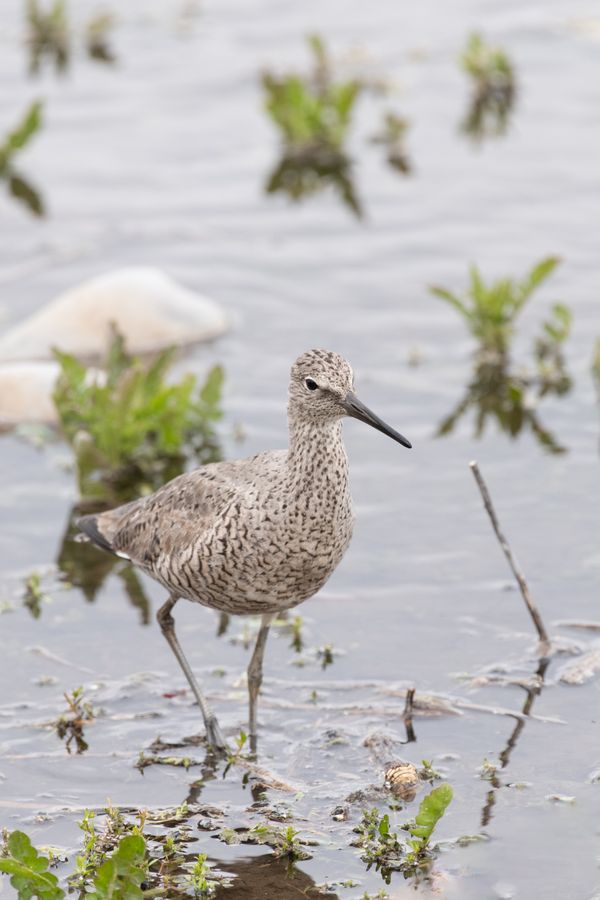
[157,594,229,754]
[247,613,274,751]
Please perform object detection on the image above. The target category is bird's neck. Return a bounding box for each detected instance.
[287,416,349,497]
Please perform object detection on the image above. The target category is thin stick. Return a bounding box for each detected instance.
[403,687,416,742]
[469,460,549,649]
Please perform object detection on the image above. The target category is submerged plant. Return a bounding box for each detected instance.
[0,100,44,216]
[53,327,224,503]
[460,32,516,139]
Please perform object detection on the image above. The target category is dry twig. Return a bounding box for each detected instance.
[469,460,549,651]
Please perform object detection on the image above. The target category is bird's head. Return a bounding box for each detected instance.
[288,349,412,448]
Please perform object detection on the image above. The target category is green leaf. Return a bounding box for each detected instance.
[88,834,146,900]
[409,783,453,847]
[0,831,64,899]
[0,101,43,170]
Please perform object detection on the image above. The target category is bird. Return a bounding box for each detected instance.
[77,349,411,753]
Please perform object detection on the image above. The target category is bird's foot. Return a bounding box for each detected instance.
[205,715,229,755]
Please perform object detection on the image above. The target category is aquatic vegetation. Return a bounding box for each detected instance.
[23,571,51,618]
[25,1,116,73]
[353,809,403,881]
[432,258,572,452]
[53,327,224,503]
[87,834,146,899]
[185,853,218,896]
[0,831,63,899]
[370,112,412,174]
[406,783,453,854]
[26,0,70,74]
[418,759,442,783]
[0,100,44,217]
[223,729,249,775]
[54,686,95,754]
[263,34,411,217]
[460,32,516,140]
[85,12,116,63]
[353,786,453,883]
[264,35,360,151]
[431,257,560,360]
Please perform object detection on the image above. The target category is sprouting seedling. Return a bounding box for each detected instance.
[223,728,248,776]
[406,783,453,855]
[186,852,218,895]
[431,256,561,360]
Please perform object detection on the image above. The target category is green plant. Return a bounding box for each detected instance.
[371,112,411,174]
[418,759,442,783]
[352,809,403,881]
[26,0,70,74]
[460,33,515,139]
[53,327,224,503]
[185,852,217,896]
[461,32,514,90]
[23,572,51,619]
[431,257,560,359]
[534,304,572,391]
[54,687,95,754]
[263,34,360,151]
[223,729,248,775]
[406,783,453,854]
[262,35,363,217]
[0,101,44,217]
[0,831,63,899]
[87,835,146,899]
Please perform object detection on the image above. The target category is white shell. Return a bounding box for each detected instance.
[0,267,229,362]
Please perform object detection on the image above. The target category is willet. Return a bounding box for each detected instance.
[77,349,411,752]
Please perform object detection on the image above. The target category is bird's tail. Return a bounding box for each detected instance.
[76,514,117,555]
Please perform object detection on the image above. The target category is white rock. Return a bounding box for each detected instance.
[0,267,229,362]
[0,361,59,425]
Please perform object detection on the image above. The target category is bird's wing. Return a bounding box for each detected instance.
[77,451,286,567]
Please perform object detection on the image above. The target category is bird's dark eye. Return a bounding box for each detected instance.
[305,378,318,391]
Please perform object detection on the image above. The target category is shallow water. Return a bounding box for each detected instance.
[1,0,600,897]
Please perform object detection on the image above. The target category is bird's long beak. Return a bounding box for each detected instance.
[342,391,412,449]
